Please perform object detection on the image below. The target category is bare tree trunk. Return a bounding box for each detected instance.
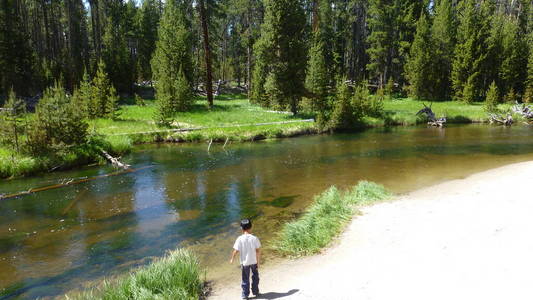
[198,0,213,108]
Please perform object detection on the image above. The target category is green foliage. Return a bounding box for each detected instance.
[484,81,499,112]
[524,47,533,103]
[151,0,193,124]
[499,17,527,96]
[69,249,202,300]
[504,88,517,103]
[251,0,307,114]
[451,0,492,102]
[92,60,120,119]
[430,0,455,100]
[384,78,395,99]
[329,81,360,130]
[137,0,161,82]
[405,13,434,100]
[306,32,329,105]
[27,83,88,154]
[0,0,39,96]
[367,0,424,87]
[273,181,391,257]
[0,90,26,153]
[135,94,146,106]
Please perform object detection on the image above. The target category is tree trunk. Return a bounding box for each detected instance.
[198,0,213,108]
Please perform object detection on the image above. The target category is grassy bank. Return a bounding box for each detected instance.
[67,249,203,300]
[0,96,315,179]
[273,181,391,257]
[1,95,515,179]
[370,98,514,126]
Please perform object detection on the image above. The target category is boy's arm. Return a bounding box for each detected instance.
[256,248,261,268]
[230,249,238,264]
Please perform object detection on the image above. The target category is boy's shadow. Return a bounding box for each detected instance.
[253,289,299,299]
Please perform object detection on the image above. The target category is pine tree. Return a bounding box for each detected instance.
[0,89,26,154]
[367,0,423,88]
[0,0,39,96]
[524,49,533,103]
[137,0,161,83]
[366,0,395,87]
[329,81,357,130]
[405,12,433,100]
[72,70,93,118]
[91,60,120,119]
[484,81,499,112]
[431,0,455,100]
[500,17,527,96]
[151,0,193,120]
[451,0,492,102]
[306,32,329,110]
[27,83,88,154]
[251,0,307,114]
[306,0,335,111]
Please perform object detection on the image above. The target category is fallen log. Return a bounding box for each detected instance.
[100,150,130,169]
[489,113,513,126]
[0,165,154,201]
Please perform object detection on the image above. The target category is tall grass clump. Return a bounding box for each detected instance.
[273,181,390,257]
[69,249,202,300]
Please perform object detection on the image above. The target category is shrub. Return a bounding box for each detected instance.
[26,83,88,154]
[484,81,499,113]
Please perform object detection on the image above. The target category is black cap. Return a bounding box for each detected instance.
[240,218,252,230]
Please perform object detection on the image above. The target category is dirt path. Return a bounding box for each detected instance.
[209,161,533,300]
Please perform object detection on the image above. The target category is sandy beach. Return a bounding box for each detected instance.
[209,161,533,300]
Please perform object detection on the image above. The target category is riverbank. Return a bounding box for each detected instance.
[0,96,515,179]
[210,161,533,300]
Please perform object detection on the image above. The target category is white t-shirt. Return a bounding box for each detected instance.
[233,233,261,266]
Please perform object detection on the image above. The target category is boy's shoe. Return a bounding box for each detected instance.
[252,293,260,298]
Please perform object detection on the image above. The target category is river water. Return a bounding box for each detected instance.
[2,124,533,299]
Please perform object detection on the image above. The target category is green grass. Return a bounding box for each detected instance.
[273,181,391,257]
[379,98,514,126]
[67,249,203,300]
[91,97,310,136]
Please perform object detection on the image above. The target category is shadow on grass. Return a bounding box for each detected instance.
[214,93,248,101]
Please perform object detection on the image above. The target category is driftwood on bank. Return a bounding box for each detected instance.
[512,102,533,121]
[100,150,130,169]
[416,103,447,127]
[489,113,513,126]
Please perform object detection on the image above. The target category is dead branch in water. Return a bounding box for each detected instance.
[100,150,130,169]
[0,165,154,201]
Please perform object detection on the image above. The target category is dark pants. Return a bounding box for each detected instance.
[241,264,259,298]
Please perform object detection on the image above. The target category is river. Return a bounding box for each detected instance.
[2,124,533,299]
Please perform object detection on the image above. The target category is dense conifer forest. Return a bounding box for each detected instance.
[0,0,531,103]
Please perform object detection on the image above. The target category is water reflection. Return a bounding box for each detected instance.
[2,125,533,298]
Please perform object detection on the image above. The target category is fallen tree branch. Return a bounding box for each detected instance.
[416,103,446,127]
[100,150,130,169]
[489,113,513,126]
[0,165,154,201]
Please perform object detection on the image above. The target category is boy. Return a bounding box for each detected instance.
[230,219,261,299]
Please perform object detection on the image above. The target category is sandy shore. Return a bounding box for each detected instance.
[209,161,533,300]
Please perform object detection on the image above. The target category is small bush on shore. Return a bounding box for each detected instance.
[68,249,202,300]
[273,181,391,257]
